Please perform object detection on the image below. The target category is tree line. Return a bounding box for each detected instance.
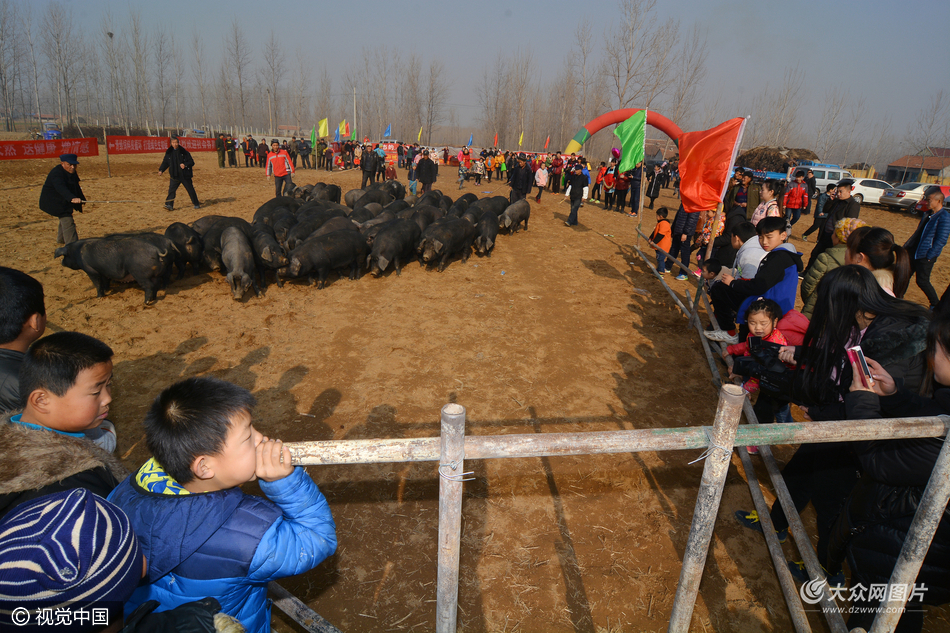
[0,0,944,169]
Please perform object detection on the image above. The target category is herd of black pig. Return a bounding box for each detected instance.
[53,180,532,304]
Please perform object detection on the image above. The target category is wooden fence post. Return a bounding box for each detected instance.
[869,429,950,633]
[668,384,745,633]
[436,403,467,633]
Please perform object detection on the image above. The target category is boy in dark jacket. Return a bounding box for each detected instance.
[0,267,45,413]
[39,153,86,244]
[802,183,836,241]
[157,135,201,211]
[109,377,336,633]
[0,332,124,520]
[706,216,804,343]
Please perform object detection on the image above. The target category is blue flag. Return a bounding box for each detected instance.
[334,128,340,142]
[467,134,473,146]
[384,124,391,138]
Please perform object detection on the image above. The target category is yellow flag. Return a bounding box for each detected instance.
[418,126,423,142]
[518,131,523,147]
[318,118,328,137]
[339,120,346,135]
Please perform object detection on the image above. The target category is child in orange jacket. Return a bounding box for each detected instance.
[648,206,673,274]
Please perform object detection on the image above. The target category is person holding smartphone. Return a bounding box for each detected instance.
[829,313,950,632]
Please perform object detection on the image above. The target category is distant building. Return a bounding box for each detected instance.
[644,140,677,164]
[885,149,950,183]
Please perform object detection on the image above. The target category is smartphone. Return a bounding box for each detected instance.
[847,345,874,388]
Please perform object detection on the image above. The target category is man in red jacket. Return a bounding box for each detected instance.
[265,140,295,198]
[784,170,809,230]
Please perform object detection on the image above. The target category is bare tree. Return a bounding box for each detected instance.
[128,10,151,130]
[571,19,595,151]
[215,60,235,131]
[839,96,867,167]
[861,113,892,174]
[666,24,707,132]
[757,66,804,147]
[476,54,511,147]
[550,60,577,151]
[20,6,44,130]
[422,60,451,145]
[101,13,124,128]
[0,0,19,131]
[153,27,172,130]
[170,33,185,132]
[813,87,846,160]
[290,48,311,132]
[225,20,251,131]
[41,1,79,127]
[601,0,680,111]
[397,53,423,141]
[908,90,949,153]
[190,30,209,130]
[508,48,534,146]
[261,31,285,132]
[315,65,333,134]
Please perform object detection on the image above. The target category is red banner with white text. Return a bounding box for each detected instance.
[0,138,99,161]
[106,135,217,154]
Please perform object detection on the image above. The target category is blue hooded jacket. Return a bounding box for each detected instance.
[108,461,336,633]
[731,243,803,324]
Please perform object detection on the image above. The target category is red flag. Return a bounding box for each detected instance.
[544,135,550,150]
[493,133,498,147]
[344,121,351,137]
[678,117,746,214]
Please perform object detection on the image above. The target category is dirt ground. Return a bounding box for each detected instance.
[2,150,949,632]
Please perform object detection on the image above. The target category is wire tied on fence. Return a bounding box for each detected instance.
[688,426,734,465]
[438,460,475,482]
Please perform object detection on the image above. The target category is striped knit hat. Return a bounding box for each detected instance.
[0,489,142,609]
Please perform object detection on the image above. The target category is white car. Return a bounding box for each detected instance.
[847,178,893,205]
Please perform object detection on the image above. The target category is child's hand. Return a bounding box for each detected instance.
[721,349,731,361]
[257,436,293,482]
[720,272,734,285]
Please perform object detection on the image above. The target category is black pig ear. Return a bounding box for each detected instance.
[485,239,494,250]
[54,247,66,258]
[432,239,444,251]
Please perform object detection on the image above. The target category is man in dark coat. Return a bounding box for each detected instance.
[416,150,437,194]
[157,135,201,211]
[508,155,533,202]
[804,168,817,215]
[215,134,226,168]
[360,143,378,189]
[564,163,589,226]
[39,153,86,244]
[645,165,663,209]
[226,134,237,167]
[805,180,861,270]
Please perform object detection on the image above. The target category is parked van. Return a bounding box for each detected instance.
[787,163,852,195]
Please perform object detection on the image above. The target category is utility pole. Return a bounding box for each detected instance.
[353,87,356,141]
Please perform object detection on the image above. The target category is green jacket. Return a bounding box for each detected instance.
[801,243,847,318]
[724,183,760,221]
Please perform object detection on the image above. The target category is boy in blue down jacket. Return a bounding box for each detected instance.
[109,376,336,633]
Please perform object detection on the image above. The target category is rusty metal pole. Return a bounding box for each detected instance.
[436,403,467,633]
[668,384,746,632]
[869,428,950,633]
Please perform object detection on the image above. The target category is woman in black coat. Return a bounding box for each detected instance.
[831,313,950,632]
[737,266,931,578]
